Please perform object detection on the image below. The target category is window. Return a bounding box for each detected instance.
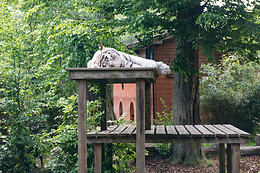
[130,102,134,121]
[119,102,123,116]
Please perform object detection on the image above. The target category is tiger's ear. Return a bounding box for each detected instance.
[98,44,104,50]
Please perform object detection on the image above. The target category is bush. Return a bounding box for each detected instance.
[44,94,103,173]
[154,99,173,158]
[200,54,260,133]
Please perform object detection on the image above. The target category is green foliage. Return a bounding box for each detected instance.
[154,98,173,126]
[154,99,173,158]
[88,0,259,61]
[87,99,104,131]
[44,124,78,173]
[42,95,103,172]
[196,1,260,59]
[0,115,49,172]
[113,143,136,172]
[110,113,136,172]
[200,54,260,133]
[0,0,123,172]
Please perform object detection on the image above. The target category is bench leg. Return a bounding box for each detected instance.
[145,81,151,130]
[95,143,102,173]
[219,143,225,173]
[136,79,145,173]
[232,143,240,173]
[78,80,87,173]
[227,143,232,173]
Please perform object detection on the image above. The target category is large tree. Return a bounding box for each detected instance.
[88,0,259,163]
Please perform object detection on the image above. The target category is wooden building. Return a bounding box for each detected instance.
[113,36,222,122]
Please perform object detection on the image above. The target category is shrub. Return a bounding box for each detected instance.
[154,99,174,158]
[200,54,260,133]
[44,94,102,173]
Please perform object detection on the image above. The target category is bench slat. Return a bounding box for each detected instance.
[185,125,203,137]
[195,125,215,137]
[223,124,250,137]
[87,130,99,137]
[121,125,136,135]
[146,125,155,136]
[96,126,117,136]
[109,125,127,136]
[166,125,178,136]
[175,125,190,137]
[214,125,239,138]
[204,125,227,137]
[156,125,166,135]
[133,128,137,135]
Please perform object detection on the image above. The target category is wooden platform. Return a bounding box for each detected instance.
[67,67,158,83]
[87,124,250,144]
[66,68,250,173]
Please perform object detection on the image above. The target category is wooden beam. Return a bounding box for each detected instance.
[227,143,232,173]
[99,81,107,131]
[136,79,145,173]
[232,144,240,173]
[219,143,225,173]
[66,68,158,83]
[78,80,87,173]
[145,81,151,130]
[95,144,102,173]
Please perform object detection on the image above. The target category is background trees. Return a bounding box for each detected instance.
[0,0,123,172]
[200,54,260,134]
[0,0,259,171]
[87,0,259,163]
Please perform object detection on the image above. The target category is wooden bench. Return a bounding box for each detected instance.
[66,68,250,173]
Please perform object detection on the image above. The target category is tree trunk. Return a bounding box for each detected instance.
[171,40,206,164]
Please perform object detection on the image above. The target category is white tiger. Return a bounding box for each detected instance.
[87,45,171,74]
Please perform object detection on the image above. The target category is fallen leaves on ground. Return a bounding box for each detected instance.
[145,154,259,173]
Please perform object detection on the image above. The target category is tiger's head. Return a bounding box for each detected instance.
[88,45,124,68]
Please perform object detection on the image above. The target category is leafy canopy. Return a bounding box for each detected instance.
[87,0,260,61]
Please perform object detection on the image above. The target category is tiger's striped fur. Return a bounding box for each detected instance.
[87,45,171,74]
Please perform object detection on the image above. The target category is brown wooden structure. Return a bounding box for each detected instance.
[66,68,250,173]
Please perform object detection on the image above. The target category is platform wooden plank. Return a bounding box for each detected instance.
[214,125,239,138]
[156,125,166,135]
[66,68,158,83]
[195,125,215,137]
[87,130,99,137]
[165,125,178,136]
[146,125,155,135]
[121,125,136,135]
[204,125,227,137]
[175,125,190,137]
[96,126,117,136]
[109,125,127,136]
[133,128,137,135]
[223,124,250,137]
[185,125,203,137]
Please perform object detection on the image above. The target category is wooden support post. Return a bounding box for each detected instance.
[232,143,240,173]
[78,80,87,173]
[227,143,232,173]
[95,144,102,173]
[219,143,225,173]
[145,81,151,130]
[136,79,145,173]
[99,81,107,131]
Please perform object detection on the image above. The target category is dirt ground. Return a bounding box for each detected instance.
[145,152,260,173]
